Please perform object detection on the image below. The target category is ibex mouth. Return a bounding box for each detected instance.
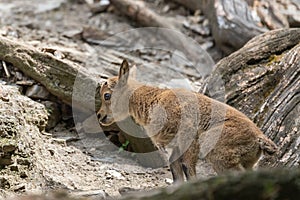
[101,115,107,122]
[99,115,114,126]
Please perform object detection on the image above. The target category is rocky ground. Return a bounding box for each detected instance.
[0,0,218,199]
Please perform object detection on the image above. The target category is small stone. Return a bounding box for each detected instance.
[53,50,65,59]
[118,187,141,195]
[0,92,9,102]
[0,177,10,189]
[25,84,50,100]
[12,184,25,192]
[10,165,18,171]
[105,169,125,180]
[2,144,17,153]
[162,5,170,13]
[16,158,31,166]
[0,158,13,166]
[165,178,173,185]
[71,189,109,199]
[15,80,35,86]
[63,29,83,39]
[20,171,28,178]
[15,71,23,80]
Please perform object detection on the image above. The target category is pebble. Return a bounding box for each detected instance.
[165,178,173,185]
[105,169,125,180]
[25,84,50,100]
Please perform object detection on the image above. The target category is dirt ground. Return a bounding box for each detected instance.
[0,0,217,198]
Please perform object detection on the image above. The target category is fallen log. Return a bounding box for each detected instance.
[119,169,300,200]
[0,36,98,112]
[110,0,177,30]
[12,169,300,200]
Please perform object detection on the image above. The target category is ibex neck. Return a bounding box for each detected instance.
[128,84,165,126]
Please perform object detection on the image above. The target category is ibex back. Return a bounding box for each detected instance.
[97,60,278,182]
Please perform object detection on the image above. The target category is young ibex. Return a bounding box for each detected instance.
[97,60,278,182]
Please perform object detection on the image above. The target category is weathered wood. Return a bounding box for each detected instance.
[171,0,291,55]
[253,0,289,29]
[119,169,300,200]
[110,0,177,30]
[200,0,267,55]
[0,36,98,112]
[202,28,300,167]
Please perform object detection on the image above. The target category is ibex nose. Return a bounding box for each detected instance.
[97,111,102,119]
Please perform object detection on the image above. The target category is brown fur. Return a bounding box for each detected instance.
[97,60,278,182]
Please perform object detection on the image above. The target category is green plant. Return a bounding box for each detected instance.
[118,140,130,152]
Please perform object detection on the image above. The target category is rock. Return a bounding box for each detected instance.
[71,189,109,199]
[0,83,48,194]
[25,84,50,100]
[0,83,123,198]
[12,184,25,192]
[19,171,28,179]
[0,177,10,189]
[15,71,23,80]
[164,178,173,185]
[15,80,35,86]
[63,29,83,40]
[105,169,125,180]
[1,142,17,153]
[0,157,13,166]
[10,165,18,171]
[118,187,141,195]
[0,139,17,167]
[89,0,110,14]
[16,158,30,166]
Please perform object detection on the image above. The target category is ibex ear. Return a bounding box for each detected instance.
[118,59,130,87]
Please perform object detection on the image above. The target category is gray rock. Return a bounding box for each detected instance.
[25,84,50,100]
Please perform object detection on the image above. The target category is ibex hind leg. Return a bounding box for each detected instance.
[181,140,199,180]
[169,147,184,182]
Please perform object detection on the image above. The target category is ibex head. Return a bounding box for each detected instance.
[97,59,131,126]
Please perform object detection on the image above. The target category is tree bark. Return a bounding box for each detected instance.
[200,0,267,55]
[202,28,300,168]
[170,0,290,55]
[0,36,99,112]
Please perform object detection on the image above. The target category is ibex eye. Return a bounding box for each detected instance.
[104,93,111,100]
